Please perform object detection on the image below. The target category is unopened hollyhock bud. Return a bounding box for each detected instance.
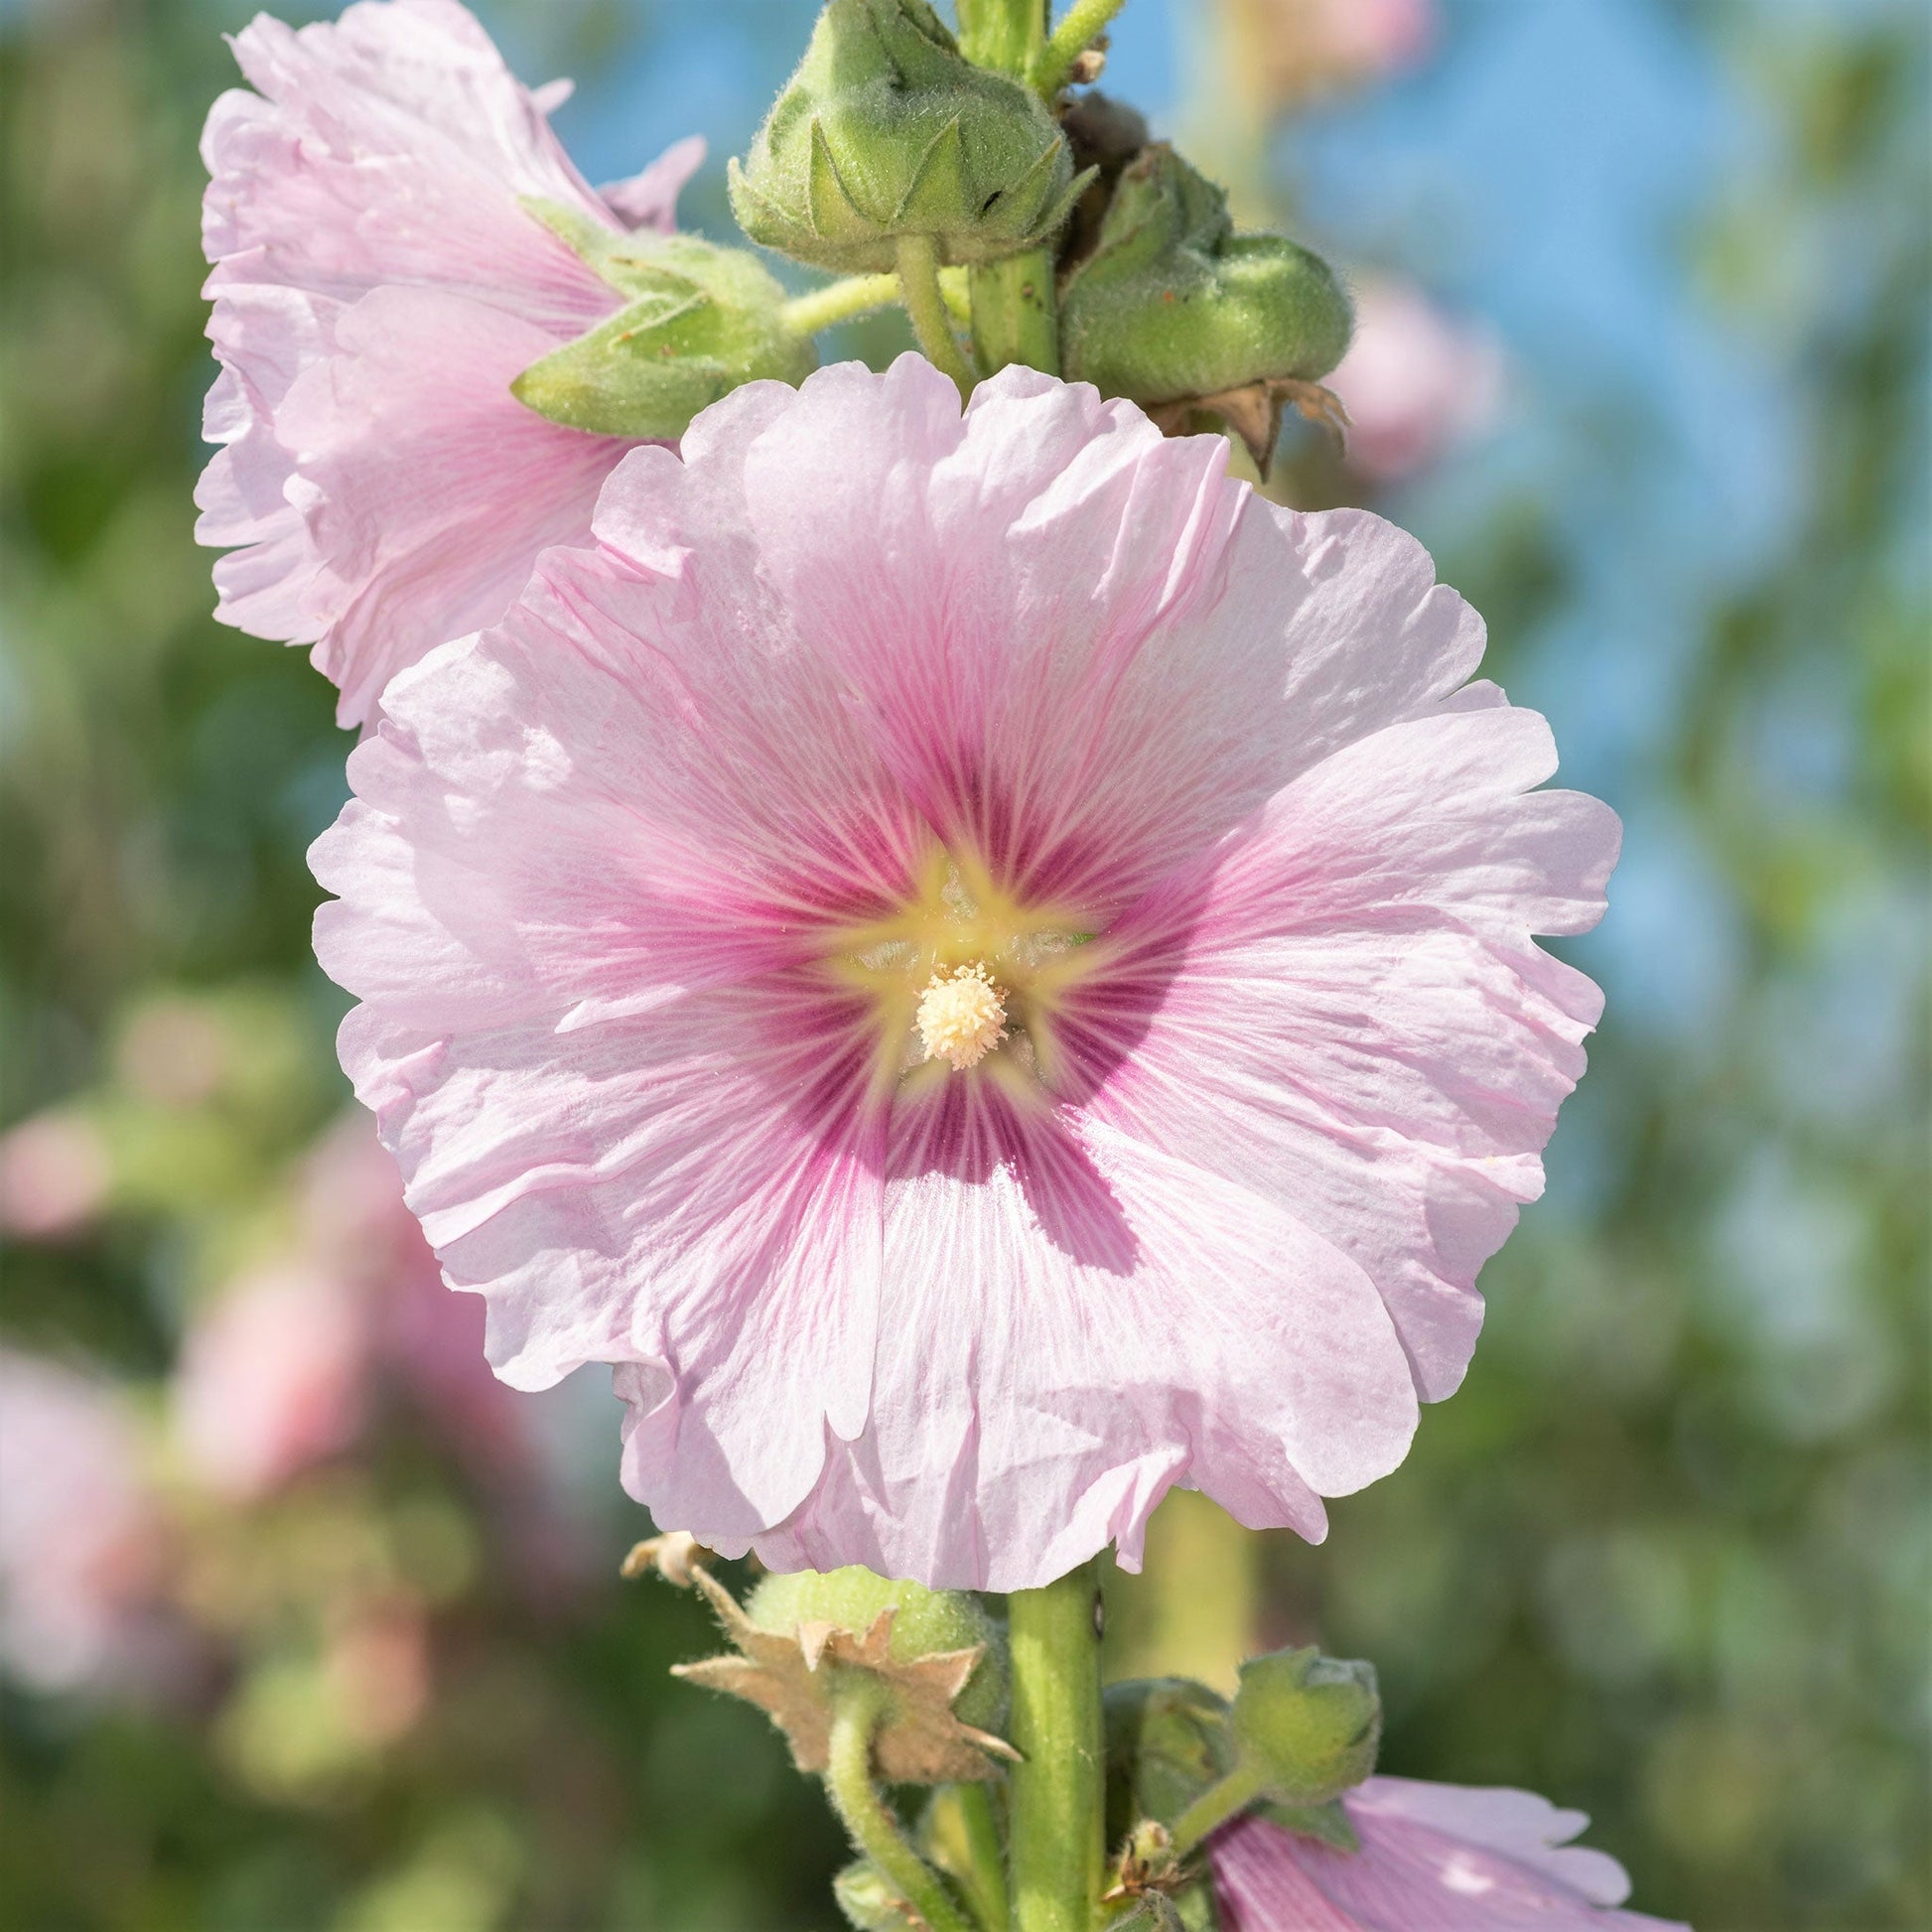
[1106,1676,1235,1830]
[510,207,813,440]
[1060,143,1352,464]
[729,0,1087,273]
[1228,1646,1382,1806]
[671,1563,1017,1783]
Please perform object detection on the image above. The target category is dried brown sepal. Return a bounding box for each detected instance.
[1068,41,1109,85]
[1102,1819,1188,1904]
[620,1530,716,1587]
[672,1568,1021,1784]
[1149,377,1351,470]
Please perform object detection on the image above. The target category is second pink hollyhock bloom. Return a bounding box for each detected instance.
[198,0,703,727]
[313,356,1618,1591]
[1210,1777,1688,1929]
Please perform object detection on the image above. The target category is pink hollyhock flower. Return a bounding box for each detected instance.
[312,355,1618,1591]
[1329,277,1506,485]
[0,1353,172,1694]
[198,0,704,727]
[1209,1777,1688,1929]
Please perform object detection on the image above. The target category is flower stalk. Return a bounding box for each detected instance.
[826,1675,978,1932]
[897,233,979,392]
[1007,1563,1107,1932]
[781,271,904,337]
[1031,0,1131,96]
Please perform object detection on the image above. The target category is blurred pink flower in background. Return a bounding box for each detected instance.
[0,1112,111,1241]
[170,1114,590,1591]
[313,356,1617,1592]
[1329,277,1506,485]
[300,1114,543,1491]
[115,999,233,1108]
[174,1260,371,1500]
[197,0,703,726]
[0,1353,173,1695]
[1210,1777,1690,1929]
[1229,0,1436,107]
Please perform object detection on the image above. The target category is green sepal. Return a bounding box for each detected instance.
[1167,1877,1222,1932]
[729,0,1088,273]
[510,213,814,440]
[1258,1797,1362,1854]
[1060,144,1353,416]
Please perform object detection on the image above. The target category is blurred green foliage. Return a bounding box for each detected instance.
[0,2,1924,1929]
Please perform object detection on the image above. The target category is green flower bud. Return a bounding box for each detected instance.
[748,1564,1010,1735]
[1104,1677,1235,1837]
[833,1861,915,1931]
[1228,1647,1381,1807]
[511,201,813,440]
[728,0,1090,273]
[1060,145,1354,461]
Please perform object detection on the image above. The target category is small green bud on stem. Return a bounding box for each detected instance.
[1169,1647,1380,1855]
[1060,145,1353,466]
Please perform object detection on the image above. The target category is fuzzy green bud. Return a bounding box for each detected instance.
[1060,144,1353,409]
[1228,1647,1381,1807]
[747,1565,1010,1736]
[1104,1677,1234,1838]
[728,0,1090,274]
[511,202,813,439]
[833,1861,913,1931]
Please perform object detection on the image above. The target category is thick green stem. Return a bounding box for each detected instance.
[1008,1564,1107,1932]
[1168,1761,1267,1860]
[780,272,902,338]
[896,233,977,392]
[826,1679,976,1932]
[968,249,1060,378]
[1031,0,1131,96]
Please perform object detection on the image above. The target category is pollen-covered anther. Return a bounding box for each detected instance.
[916,963,1008,1070]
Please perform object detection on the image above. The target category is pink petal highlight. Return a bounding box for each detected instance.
[1210,1778,1689,1930]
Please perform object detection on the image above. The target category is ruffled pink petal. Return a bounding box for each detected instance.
[275,286,633,725]
[1086,702,1617,1401]
[1210,1780,1690,1931]
[206,0,621,330]
[751,1108,1416,1591]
